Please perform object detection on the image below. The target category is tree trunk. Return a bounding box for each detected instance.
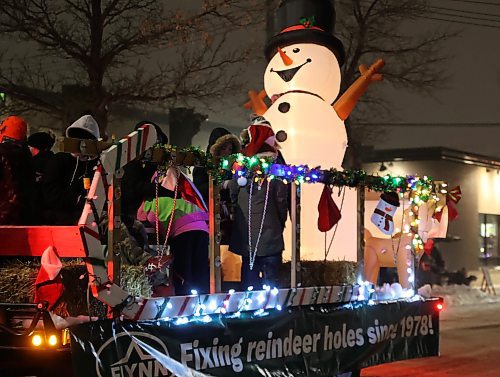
[168,107,207,148]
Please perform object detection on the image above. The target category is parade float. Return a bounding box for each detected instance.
[0,0,459,376]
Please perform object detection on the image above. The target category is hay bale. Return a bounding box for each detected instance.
[280,260,357,287]
[0,259,152,317]
[0,259,38,303]
[120,265,152,298]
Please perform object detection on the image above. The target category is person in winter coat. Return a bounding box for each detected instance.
[228,115,288,290]
[192,127,242,286]
[0,115,37,225]
[28,131,56,217]
[41,115,100,225]
[137,166,210,296]
[120,121,170,249]
[28,131,55,174]
[193,127,232,204]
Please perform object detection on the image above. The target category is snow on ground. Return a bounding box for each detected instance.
[371,282,500,307]
[430,284,500,306]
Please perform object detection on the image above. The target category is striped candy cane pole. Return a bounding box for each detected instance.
[80,125,157,317]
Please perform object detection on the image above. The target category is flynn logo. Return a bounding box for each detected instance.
[96,331,173,377]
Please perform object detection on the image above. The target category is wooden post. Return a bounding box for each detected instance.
[358,189,365,264]
[290,182,301,288]
[209,176,222,293]
[107,171,122,296]
[480,267,496,295]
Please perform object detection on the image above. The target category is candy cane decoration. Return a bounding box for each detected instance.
[79,125,157,315]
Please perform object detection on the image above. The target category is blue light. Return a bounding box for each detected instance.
[257,294,266,304]
[175,317,189,325]
[201,315,212,323]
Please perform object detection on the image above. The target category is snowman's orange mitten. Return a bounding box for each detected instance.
[243,89,268,116]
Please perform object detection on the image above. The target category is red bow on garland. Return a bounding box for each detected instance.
[434,185,461,222]
[447,186,462,204]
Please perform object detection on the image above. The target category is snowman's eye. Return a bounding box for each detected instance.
[293,48,300,53]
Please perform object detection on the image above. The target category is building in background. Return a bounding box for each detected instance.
[363,147,500,271]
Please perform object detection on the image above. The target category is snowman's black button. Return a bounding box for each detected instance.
[278,102,290,113]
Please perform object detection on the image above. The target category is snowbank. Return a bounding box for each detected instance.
[430,284,500,306]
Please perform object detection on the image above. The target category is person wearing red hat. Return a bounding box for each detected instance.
[0,115,38,225]
[241,115,278,158]
[0,115,28,143]
[228,115,289,290]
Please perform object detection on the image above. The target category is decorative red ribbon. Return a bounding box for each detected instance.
[434,185,461,222]
[447,186,462,204]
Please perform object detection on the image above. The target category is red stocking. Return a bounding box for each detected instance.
[34,247,64,309]
[317,185,342,232]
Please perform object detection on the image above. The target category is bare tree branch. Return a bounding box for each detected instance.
[0,0,263,133]
[336,0,458,124]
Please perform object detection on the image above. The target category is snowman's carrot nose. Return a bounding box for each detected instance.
[278,47,293,66]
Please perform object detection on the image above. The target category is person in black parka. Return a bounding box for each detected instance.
[0,115,37,225]
[228,115,289,290]
[41,115,101,225]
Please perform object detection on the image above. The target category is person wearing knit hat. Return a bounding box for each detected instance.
[0,115,28,143]
[0,115,38,225]
[40,114,101,225]
[27,131,57,223]
[28,131,56,155]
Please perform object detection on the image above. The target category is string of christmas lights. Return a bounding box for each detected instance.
[217,153,435,195]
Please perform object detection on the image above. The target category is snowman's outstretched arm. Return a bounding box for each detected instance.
[333,59,385,121]
[243,89,268,116]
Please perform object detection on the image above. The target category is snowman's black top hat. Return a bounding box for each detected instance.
[265,0,345,66]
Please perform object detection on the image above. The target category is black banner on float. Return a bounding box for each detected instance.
[69,299,440,377]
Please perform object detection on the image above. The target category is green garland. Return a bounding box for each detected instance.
[151,149,435,195]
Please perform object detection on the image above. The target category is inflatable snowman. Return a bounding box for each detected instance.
[263,0,347,168]
[246,0,383,261]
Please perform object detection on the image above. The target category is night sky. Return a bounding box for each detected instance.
[205,1,500,159]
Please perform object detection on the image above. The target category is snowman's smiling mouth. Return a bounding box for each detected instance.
[271,58,312,82]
